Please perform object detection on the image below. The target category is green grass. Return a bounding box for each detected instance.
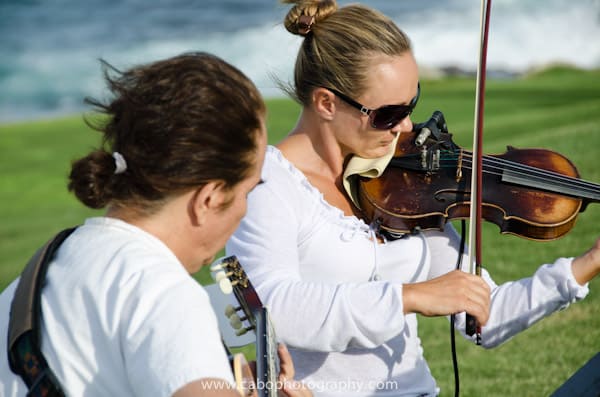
[1,66,600,396]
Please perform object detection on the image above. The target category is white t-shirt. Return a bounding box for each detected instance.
[226,146,589,397]
[1,217,234,397]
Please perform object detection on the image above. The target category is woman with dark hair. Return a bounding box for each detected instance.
[0,52,310,397]
[226,1,600,396]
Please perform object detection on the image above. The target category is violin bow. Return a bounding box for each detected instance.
[465,0,493,345]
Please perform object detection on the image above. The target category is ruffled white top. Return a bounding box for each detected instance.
[226,146,589,397]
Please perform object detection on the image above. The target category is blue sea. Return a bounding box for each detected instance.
[1,0,599,123]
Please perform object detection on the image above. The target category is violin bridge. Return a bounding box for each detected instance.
[420,145,441,172]
[432,150,440,170]
[420,146,428,170]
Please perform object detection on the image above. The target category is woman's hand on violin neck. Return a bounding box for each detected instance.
[402,270,491,326]
[571,237,600,286]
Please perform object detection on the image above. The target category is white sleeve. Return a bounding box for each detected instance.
[226,180,407,352]
[481,257,589,347]
[425,225,590,348]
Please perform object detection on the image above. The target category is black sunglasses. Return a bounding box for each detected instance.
[326,83,420,130]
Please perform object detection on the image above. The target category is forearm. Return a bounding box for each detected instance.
[571,237,600,285]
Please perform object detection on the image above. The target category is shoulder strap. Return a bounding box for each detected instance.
[7,227,77,397]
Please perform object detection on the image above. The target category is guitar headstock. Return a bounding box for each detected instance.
[210,256,263,337]
[210,256,280,397]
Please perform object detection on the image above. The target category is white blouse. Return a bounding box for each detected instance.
[226,146,589,397]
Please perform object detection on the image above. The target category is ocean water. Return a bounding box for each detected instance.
[1,0,599,122]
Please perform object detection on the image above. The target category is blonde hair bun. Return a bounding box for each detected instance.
[281,0,338,36]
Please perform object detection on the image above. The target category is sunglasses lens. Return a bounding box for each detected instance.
[371,85,420,130]
[371,106,412,129]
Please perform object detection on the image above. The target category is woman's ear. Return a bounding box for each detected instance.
[312,87,336,121]
[188,181,226,226]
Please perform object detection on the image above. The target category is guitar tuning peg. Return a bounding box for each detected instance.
[213,270,227,282]
[209,256,228,272]
[229,313,243,329]
[235,328,249,336]
[212,270,233,293]
[224,304,237,317]
[218,277,233,294]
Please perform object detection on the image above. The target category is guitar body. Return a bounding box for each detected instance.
[231,353,257,397]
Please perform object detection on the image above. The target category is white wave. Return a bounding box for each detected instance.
[1,0,599,122]
[406,0,600,72]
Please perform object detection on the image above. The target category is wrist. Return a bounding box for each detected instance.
[571,249,600,285]
[402,283,417,314]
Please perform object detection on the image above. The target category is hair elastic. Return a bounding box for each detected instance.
[297,15,315,35]
[112,152,127,174]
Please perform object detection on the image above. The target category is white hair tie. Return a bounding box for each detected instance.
[112,152,128,174]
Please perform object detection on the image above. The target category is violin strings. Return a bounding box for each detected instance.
[437,149,600,191]
[405,149,600,197]
[456,151,600,194]
[453,157,600,197]
[442,152,600,194]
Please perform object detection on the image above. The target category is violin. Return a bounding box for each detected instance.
[357,111,600,241]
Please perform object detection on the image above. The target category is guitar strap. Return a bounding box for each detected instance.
[7,227,77,397]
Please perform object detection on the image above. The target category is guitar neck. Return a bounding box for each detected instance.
[254,308,280,397]
[212,256,280,397]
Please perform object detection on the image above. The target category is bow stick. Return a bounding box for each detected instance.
[465,0,493,345]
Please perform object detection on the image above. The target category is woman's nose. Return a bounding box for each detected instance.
[392,115,413,134]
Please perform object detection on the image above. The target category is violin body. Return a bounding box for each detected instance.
[357,130,600,241]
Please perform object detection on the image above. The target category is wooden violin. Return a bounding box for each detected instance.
[357,111,600,241]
